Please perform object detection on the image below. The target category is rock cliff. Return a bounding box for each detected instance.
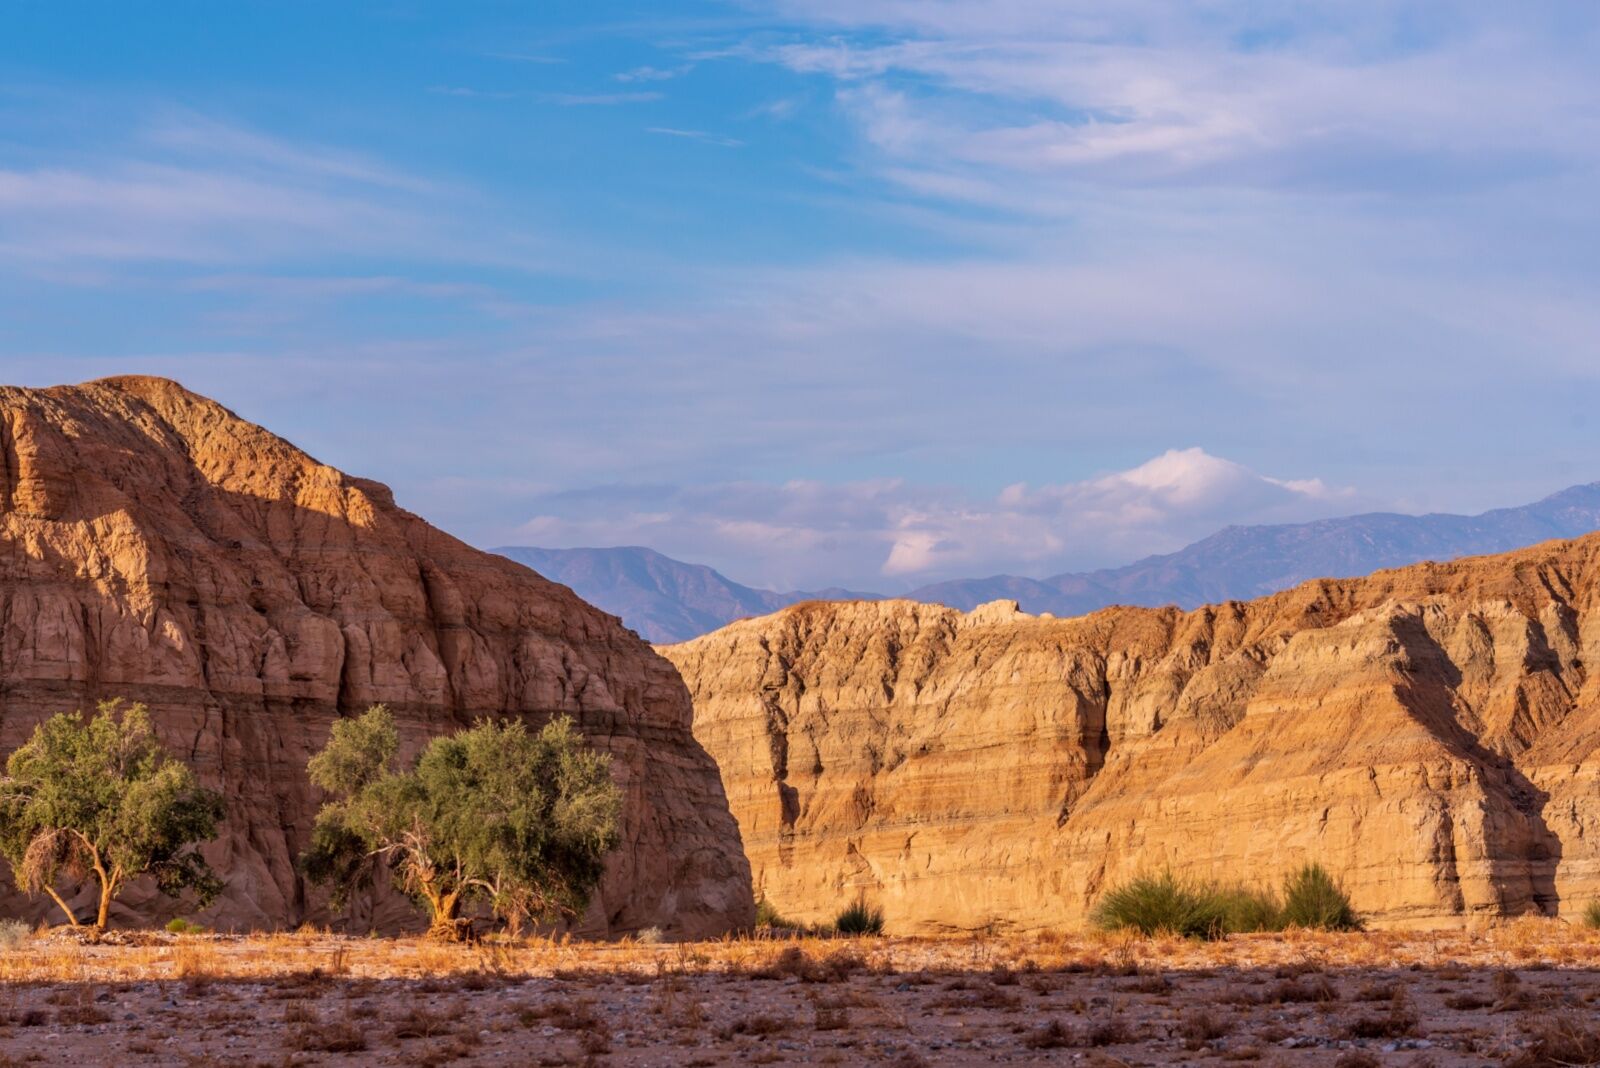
[663,539,1600,931]
[0,376,753,936]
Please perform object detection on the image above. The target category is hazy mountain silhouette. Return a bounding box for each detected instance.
[497,481,1600,641]
[492,546,876,643]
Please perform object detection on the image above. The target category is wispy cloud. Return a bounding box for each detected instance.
[647,126,744,148]
[614,64,693,83]
[746,2,1600,202]
[428,85,519,99]
[742,96,803,121]
[542,91,663,106]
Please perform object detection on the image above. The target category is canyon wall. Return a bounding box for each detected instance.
[0,376,753,936]
[664,542,1600,932]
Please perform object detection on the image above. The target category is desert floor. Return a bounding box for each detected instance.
[0,922,1598,1066]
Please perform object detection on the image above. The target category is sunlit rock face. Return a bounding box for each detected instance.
[0,376,754,936]
[665,539,1600,932]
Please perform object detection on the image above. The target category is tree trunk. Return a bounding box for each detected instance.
[95,880,114,931]
[88,852,117,932]
[425,888,470,942]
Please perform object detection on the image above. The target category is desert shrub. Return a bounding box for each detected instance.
[636,925,665,944]
[1215,885,1284,933]
[0,919,30,950]
[1091,871,1228,939]
[1281,864,1362,931]
[834,899,884,936]
[166,917,205,935]
[1582,901,1600,930]
[301,706,621,940]
[0,701,223,930]
[754,896,794,930]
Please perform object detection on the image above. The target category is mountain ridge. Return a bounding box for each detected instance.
[663,529,1600,931]
[500,481,1600,641]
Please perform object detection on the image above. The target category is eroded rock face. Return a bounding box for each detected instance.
[663,543,1600,931]
[0,376,754,936]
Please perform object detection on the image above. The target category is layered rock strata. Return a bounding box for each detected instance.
[0,376,753,935]
[663,542,1600,931]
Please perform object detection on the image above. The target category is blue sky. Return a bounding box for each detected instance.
[4,2,1599,590]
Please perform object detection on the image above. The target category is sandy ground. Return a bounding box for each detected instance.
[0,922,1598,1065]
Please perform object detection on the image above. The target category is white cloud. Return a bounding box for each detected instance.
[513,448,1353,590]
[749,2,1599,200]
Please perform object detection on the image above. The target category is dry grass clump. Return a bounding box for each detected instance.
[288,1019,368,1053]
[1021,1015,1136,1050]
[1023,1018,1074,1049]
[750,945,866,982]
[1509,1013,1600,1067]
[1270,974,1338,1003]
[1343,987,1420,1039]
[1179,1007,1232,1051]
[0,920,33,950]
[395,1006,457,1039]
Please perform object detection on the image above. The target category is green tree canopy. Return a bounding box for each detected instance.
[302,706,622,939]
[0,700,224,930]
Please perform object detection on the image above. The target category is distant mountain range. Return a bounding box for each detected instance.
[495,481,1600,643]
[491,546,876,644]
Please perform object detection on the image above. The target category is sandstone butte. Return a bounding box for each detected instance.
[662,540,1600,933]
[0,376,753,936]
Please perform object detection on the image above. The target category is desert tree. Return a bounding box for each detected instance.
[0,700,224,930]
[302,705,622,940]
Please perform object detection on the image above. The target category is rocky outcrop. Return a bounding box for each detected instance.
[0,376,753,936]
[663,540,1600,932]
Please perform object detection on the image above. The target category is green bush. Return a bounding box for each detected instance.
[834,899,884,936]
[165,917,205,935]
[1094,864,1360,939]
[754,897,794,930]
[1091,871,1230,939]
[1582,901,1600,930]
[1215,885,1284,933]
[1280,864,1362,931]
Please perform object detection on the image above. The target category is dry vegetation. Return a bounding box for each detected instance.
[0,920,1598,1064]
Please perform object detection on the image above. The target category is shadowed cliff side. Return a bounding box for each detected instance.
[662,539,1600,933]
[0,376,754,936]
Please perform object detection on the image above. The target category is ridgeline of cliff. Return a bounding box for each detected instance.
[664,538,1600,932]
[0,376,753,935]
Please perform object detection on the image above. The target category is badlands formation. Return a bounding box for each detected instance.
[0,376,753,935]
[664,539,1600,933]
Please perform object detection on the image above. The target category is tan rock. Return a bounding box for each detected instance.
[0,376,753,936]
[663,543,1600,932]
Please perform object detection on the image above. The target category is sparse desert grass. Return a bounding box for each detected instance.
[1584,900,1600,930]
[0,921,1595,1064]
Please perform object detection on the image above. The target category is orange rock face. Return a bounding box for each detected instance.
[0,376,753,936]
[663,541,1600,932]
